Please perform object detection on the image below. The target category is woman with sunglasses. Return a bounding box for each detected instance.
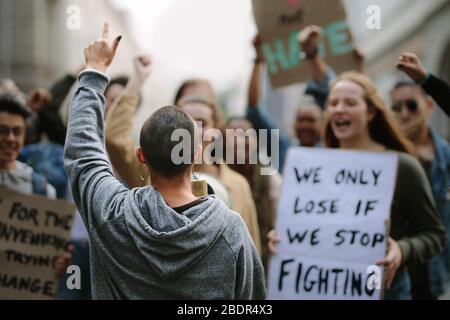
[269,71,447,300]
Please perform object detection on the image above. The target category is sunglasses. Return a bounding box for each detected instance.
[0,125,25,138]
[391,99,418,113]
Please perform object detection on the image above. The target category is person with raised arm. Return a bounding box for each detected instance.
[268,72,447,300]
[64,23,265,300]
[391,52,450,299]
[396,53,450,117]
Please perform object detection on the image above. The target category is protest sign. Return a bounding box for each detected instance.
[0,188,75,299]
[268,148,398,300]
[252,0,358,88]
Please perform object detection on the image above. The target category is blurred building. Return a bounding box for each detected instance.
[0,0,139,92]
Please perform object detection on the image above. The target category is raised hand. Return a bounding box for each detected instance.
[267,229,280,254]
[298,25,322,58]
[53,244,74,278]
[396,52,427,83]
[26,88,52,112]
[248,35,264,108]
[123,55,152,96]
[252,35,264,62]
[84,22,122,73]
[376,237,403,289]
[133,55,152,83]
[353,48,365,73]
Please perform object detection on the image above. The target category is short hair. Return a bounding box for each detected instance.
[176,94,223,128]
[391,80,428,97]
[0,94,32,119]
[140,106,196,179]
[296,104,324,119]
[174,79,215,105]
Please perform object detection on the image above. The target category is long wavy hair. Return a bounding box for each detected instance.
[324,72,415,155]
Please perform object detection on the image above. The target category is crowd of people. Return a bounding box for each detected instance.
[0,21,449,300]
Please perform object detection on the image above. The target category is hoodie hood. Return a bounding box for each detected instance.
[122,187,228,279]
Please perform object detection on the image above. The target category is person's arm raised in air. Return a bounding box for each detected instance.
[246,36,290,172]
[300,25,336,109]
[105,55,152,188]
[28,64,85,145]
[64,23,128,227]
[352,48,365,74]
[247,36,277,129]
[300,26,365,109]
[396,52,450,117]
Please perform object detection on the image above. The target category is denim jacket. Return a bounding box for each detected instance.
[428,128,450,297]
[306,70,450,298]
[18,142,68,199]
[305,67,336,109]
[246,106,291,173]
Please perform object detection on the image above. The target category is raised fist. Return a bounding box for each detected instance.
[396,52,427,83]
[133,55,152,83]
[27,88,52,112]
[298,25,322,57]
[252,35,264,62]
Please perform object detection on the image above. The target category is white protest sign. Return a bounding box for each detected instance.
[268,148,398,300]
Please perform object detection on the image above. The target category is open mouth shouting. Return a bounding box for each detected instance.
[332,118,353,134]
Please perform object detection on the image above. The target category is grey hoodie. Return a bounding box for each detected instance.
[64,70,266,300]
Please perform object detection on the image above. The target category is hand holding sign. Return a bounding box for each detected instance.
[52,244,74,278]
[298,25,322,58]
[267,229,280,254]
[376,237,403,289]
[252,0,357,88]
[253,35,264,62]
[270,231,403,289]
[396,53,427,83]
[84,22,122,73]
[268,148,398,300]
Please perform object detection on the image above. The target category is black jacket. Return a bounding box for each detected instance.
[421,74,450,117]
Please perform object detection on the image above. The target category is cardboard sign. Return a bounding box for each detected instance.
[268,148,398,300]
[252,0,358,88]
[0,188,75,300]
